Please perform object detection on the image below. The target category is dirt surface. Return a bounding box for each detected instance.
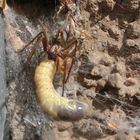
[3,0,140,140]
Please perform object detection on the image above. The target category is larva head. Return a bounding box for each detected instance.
[57,100,89,121]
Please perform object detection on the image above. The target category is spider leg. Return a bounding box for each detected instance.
[62,58,67,96]
[21,33,49,73]
[55,53,69,96]
[62,56,74,96]
[38,20,50,52]
[60,40,78,96]
[20,31,44,52]
[63,41,77,83]
[26,36,43,62]
[20,28,50,63]
[56,56,60,72]
[64,56,74,83]
[62,37,77,52]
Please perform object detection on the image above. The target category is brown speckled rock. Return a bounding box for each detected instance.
[108,26,121,40]
[108,73,124,89]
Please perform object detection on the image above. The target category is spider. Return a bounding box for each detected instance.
[20,18,81,96]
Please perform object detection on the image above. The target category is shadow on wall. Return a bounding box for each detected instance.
[7,0,59,6]
[6,0,60,18]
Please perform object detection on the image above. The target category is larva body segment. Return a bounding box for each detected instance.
[35,59,89,121]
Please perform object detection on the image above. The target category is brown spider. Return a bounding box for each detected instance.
[20,18,81,96]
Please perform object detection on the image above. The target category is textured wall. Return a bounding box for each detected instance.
[0,13,7,140]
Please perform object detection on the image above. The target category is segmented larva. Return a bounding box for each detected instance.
[35,59,89,121]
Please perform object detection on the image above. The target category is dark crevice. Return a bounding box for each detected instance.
[6,0,60,19]
[7,0,59,7]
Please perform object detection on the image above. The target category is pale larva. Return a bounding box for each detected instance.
[35,59,89,121]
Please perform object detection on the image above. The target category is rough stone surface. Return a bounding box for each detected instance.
[126,22,140,39]
[125,39,137,47]
[108,73,124,89]
[0,14,7,140]
[108,26,121,40]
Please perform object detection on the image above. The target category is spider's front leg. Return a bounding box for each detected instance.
[19,31,49,63]
[56,38,78,96]
[19,32,44,52]
[55,55,74,96]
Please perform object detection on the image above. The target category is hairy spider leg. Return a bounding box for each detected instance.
[38,20,49,52]
[62,56,74,96]
[20,32,44,52]
[57,39,78,96]
[19,32,47,72]
[63,38,78,83]
[26,35,45,62]
[20,30,50,63]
